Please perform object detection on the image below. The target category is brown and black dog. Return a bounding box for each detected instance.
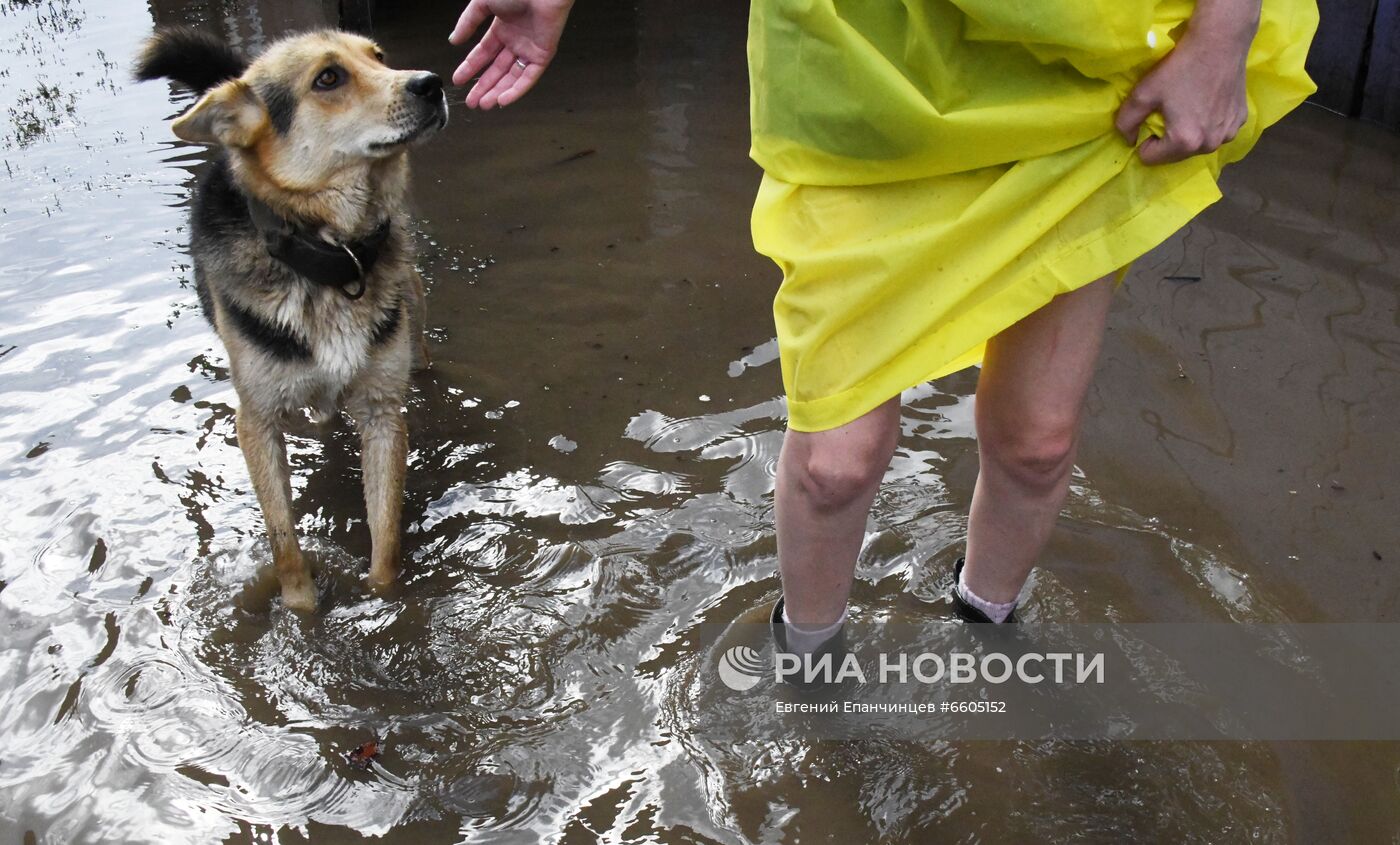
[137,28,448,610]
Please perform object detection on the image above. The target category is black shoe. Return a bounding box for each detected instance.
[771,596,848,691]
[950,557,1018,624]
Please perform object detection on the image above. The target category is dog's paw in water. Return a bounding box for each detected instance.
[281,577,319,613]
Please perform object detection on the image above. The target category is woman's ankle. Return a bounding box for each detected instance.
[771,596,848,655]
[952,558,1019,624]
[959,555,1027,605]
[955,577,1017,623]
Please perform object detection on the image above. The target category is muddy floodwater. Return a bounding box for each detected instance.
[1,0,1398,841]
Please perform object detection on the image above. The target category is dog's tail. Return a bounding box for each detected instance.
[135,27,248,95]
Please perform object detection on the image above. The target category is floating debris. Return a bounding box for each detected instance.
[346,740,381,770]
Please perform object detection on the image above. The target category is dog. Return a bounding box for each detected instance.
[136,28,448,610]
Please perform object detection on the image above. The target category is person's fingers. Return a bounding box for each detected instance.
[453,31,501,86]
[494,61,546,107]
[1114,86,1159,145]
[455,28,503,87]
[1136,136,1174,165]
[1138,124,1205,165]
[1221,105,1248,145]
[1205,123,1229,151]
[468,49,517,108]
[480,59,526,109]
[453,51,484,89]
[449,1,490,45]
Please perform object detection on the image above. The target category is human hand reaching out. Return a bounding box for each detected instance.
[449,0,575,109]
[1114,0,1260,165]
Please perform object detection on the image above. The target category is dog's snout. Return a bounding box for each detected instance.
[407,73,443,99]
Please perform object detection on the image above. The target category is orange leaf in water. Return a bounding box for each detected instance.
[346,740,381,770]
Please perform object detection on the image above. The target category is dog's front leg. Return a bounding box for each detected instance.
[354,403,408,589]
[236,406,316,611]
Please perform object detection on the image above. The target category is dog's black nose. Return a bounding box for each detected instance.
[407,73,443,99]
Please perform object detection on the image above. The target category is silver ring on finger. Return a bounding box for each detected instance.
[514,58,528,70]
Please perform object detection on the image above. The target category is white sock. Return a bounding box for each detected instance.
[956,573,1017,623]
[781,604,847,654]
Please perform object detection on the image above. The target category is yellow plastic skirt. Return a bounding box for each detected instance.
[748,0,1318,432]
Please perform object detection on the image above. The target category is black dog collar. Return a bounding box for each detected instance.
[245,196,391,300]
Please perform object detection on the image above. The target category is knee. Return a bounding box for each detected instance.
[345,393,404,430]
[980,418,1078,493]
[789,440,890,512]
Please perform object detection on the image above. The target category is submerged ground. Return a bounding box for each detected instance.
[1,0,1398,841]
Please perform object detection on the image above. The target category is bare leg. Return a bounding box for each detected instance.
[236,406,316,611]
[962,275,1116,603]
[775,397,902,626]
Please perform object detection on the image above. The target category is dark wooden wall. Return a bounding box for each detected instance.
[339,0,375,32]
[1306,0,1400,130]
[1362,0,1400,127]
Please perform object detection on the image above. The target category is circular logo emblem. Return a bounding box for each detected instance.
[717,645,766,691]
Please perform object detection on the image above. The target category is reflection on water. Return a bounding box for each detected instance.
[1,0,1397,841]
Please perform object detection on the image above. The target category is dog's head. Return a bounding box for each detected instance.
[146,30,447,190]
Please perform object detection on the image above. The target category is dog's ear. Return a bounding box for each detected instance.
[172,79,267,147]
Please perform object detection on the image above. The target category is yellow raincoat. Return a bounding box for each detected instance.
[749,0,1318,432]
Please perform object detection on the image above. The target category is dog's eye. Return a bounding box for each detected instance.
[313,67,345,91]
[374,50,386,63]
